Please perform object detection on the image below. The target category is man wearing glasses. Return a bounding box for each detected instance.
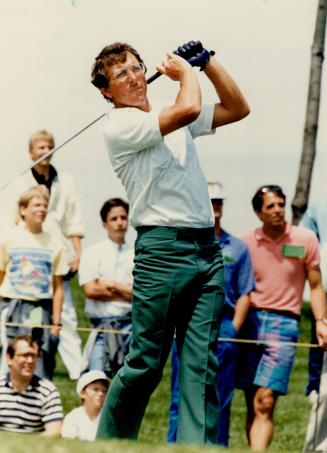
[90,41,250,444]
[237,185,327,451]
[0,335,63,435]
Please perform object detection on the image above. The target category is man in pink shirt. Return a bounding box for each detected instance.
[237,184,327,451]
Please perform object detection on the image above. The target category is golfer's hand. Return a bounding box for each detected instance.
[156,53,192,81]
[316,321,327,349]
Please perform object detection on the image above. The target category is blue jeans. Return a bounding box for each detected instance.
[89,316,131,371]
[168,315,238,446]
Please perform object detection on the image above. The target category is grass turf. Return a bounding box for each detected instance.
[0,278,315,452]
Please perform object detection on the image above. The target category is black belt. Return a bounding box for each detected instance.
[136,225,215,241]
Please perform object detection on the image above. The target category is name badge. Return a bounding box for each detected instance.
[224,255,236,265]
[282,244,306,259]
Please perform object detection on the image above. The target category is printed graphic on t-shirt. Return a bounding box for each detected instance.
[8,247,52,299]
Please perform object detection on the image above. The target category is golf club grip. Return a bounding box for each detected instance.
[146,50,215,84]
[146,71,162,84]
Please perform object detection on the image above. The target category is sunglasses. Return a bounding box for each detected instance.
[256,184,283,194]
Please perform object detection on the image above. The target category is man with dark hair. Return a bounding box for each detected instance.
[91,40,250,443]
[237,184,327,451]
[79,198,133,376]
[92,42,145,102]
[0,335,63,435]
[100,198,129,222]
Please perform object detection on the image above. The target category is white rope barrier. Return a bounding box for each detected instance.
[0,321,320,348]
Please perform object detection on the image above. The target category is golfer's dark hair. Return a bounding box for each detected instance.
[7,335,40,358]
[100,198,129,222]
[91,42,145,101]
[252,185,286,213]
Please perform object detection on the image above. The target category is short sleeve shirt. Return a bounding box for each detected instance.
[0,374,63,433]
[103,100,216,228]
[219,230,255,310]
[0,225,67,301]
[240,222,320,315]
[61,406,100,441]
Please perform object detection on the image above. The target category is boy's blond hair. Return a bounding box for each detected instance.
[18,185,49,219]
[28,130,55,151]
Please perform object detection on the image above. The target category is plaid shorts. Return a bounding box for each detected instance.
[236,309,299,395]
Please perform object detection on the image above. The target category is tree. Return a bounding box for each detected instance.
[292,0,327,225]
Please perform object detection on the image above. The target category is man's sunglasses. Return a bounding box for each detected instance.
[256,184,283,194]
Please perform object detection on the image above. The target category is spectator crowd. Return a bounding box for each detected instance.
[0,112,326,449]
[0,131,326,450]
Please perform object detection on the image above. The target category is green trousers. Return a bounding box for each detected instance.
[97,226,224,445]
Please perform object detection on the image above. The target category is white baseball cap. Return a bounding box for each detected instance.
[76,370,109,396]
[207,182,224,200]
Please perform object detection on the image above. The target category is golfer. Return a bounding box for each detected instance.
[91,41,250,444]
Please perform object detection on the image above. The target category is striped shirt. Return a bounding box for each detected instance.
[0,374,63,433]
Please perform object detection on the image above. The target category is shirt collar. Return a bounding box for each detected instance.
[107,237,128,251]
[5,372,39,390]
[255,221,291,243]
[31,164,57,192]
[218,230,230,246]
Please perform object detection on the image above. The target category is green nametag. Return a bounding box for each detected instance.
[282,244,306,259]
[224,255,236,265]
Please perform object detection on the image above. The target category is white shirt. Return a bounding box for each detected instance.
[61,406,100,441]
[103,100,216,228]
[79,238,134,318]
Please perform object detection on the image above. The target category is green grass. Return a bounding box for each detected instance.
[0,279,316,452]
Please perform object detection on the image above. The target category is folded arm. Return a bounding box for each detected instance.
[83,279,132,302]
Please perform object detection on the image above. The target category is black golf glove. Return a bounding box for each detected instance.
[174,40,214,71]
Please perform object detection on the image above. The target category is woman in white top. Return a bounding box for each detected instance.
[61,370,109,441]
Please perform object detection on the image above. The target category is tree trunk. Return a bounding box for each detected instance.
[291,0,327,225]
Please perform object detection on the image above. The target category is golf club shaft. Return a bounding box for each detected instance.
[146,71,162,84]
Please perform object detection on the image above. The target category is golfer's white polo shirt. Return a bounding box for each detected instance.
[103,100,216,228]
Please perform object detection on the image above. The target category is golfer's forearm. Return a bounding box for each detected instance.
[175,69,201,114]
[205,58,250,125]
[159,69,201,135]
